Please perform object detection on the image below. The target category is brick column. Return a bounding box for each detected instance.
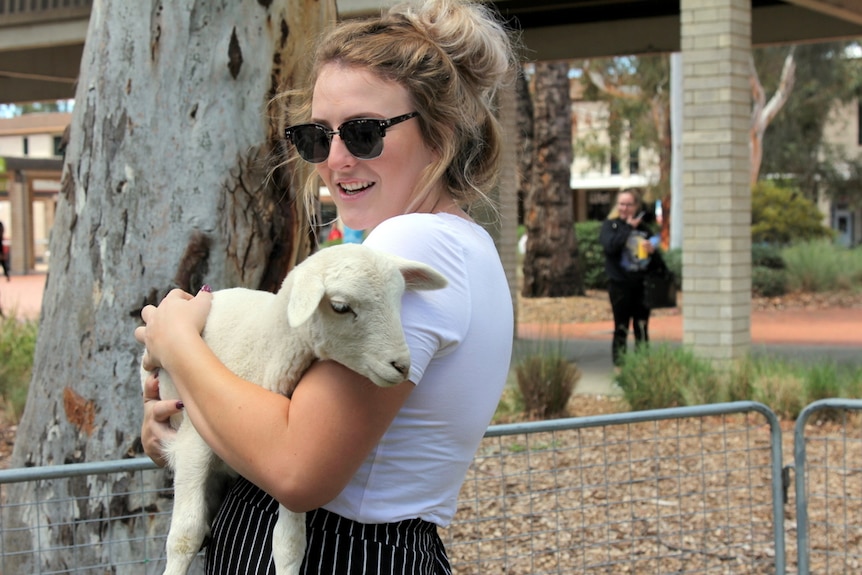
[680,0,752,362]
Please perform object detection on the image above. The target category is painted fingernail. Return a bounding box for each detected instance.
[200,284,212,293]
[175,401,185,410]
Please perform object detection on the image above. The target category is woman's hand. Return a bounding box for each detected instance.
[140,369,183,467]
[135,287,213,372]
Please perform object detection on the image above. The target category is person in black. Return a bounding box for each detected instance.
[0,220,9,281]
[599,189,658,366]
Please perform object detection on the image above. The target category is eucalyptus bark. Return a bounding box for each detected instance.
[522,61,581,298]
[5,1,334,571]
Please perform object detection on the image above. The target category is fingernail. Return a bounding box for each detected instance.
[175,401,185,410]
[200,284,212,293]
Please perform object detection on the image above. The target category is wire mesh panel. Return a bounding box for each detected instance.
[0,459,203,575]
[794,399,862,575]
[440,402,785,575]
[0,402,786,574]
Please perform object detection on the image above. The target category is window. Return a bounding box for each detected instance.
[629,147,640,174]
[610,153,620,175]
[53,136,64,156]
[22,137,29,156]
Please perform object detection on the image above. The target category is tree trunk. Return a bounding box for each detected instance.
[5,1,335,571]
[750,49,796,186]
[516,69,534,224]
[522,61,581,298]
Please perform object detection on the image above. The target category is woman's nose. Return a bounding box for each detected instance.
[326,135,357,169]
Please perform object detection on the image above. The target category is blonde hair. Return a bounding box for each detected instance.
[289,0,517,216]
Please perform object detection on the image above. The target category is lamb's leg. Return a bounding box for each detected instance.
[162,424,215,575]
[271,506,307,575]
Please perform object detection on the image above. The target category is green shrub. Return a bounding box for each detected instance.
[752,244,785,270]
[0,314,38,422]
[804,362,844,405]
[754,372,807,420]
[515,353,581,418]
[751,181,834,245]
[513,333,581,418]
[662,248,682,290]
[614,345,721,411]
[752,266,788,297]
[782,240,862,293]
[575,221,606,290]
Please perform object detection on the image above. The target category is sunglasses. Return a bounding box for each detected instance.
[284,112,419,164]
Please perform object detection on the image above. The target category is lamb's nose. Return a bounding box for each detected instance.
[391,361,409,377]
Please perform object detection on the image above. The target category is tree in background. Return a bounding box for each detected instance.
[757,41,862,205]
[581,55,672,246]
[750,48,796,185]
[4,1,333,571]
[515,67,534,226]
[521,60,581,297]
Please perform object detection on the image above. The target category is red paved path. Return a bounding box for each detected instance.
[3,272,861,347]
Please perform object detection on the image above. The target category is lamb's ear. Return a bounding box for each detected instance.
[287,276,327,327]
[395,258,448,292]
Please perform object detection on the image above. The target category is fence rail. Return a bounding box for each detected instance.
[794,398,862,575]
[1,400,861,574]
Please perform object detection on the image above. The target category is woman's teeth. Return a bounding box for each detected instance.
[341,182,371,194]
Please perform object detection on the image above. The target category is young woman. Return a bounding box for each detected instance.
[599,189,659,366]
[136,1,517,573]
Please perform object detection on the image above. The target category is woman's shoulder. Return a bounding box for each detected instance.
[367,214,486,253]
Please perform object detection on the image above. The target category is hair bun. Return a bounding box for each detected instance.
[403,0,515,102]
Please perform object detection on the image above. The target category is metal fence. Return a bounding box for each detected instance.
[1,400,860,574]
[794,398,862,575]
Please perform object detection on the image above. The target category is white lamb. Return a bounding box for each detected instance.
[141,243,447,575]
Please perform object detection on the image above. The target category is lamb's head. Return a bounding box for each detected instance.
[284,243,447,387]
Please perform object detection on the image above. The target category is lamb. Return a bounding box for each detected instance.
[141,243,448,575]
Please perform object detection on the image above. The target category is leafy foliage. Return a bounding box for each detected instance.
[757,42,862,202]
[614,345,721,411]
[0,315,38,422]
[614,345,862,419]
[751,181,833,245]
[574,221,606,289]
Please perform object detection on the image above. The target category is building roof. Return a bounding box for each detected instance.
[0,112,72,137]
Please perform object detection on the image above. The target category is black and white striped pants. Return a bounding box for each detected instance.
[205,477,452,575]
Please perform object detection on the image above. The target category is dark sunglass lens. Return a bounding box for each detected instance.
[293,125,330,163]
[341,120,384,160]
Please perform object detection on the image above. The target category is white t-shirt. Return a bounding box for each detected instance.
[323,213,514,526]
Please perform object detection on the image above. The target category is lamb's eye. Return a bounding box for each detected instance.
[330,301,354,316]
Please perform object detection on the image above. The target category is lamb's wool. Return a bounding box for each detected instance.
[142,243,446,575]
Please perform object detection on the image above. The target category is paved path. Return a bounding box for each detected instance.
[4,272,861,396]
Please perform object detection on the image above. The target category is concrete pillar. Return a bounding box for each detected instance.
[680,0,752,362]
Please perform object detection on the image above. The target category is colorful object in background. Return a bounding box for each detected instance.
[342,225,364,244]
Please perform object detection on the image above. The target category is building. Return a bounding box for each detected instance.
[819,98,862,247]
[569,92,660,222]
[0,112,69,272]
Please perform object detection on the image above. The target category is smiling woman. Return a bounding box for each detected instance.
[138,1,518,573]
